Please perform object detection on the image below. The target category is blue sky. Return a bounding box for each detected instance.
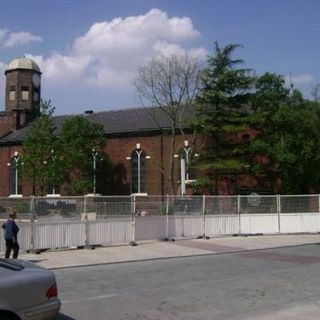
[0,0,319,115]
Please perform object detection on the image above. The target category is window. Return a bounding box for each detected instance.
[21,86,29,101]
[33,91,39,102]
[9,86,16,101]
[131,149,147,194]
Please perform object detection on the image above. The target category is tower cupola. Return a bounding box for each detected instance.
[4,56,42,126]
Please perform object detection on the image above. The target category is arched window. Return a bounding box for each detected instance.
[9,154,22,195]
[131,148,147,194]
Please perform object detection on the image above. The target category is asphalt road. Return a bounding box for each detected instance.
[55,244,320,320]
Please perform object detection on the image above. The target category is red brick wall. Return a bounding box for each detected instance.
[105,133,198,195]
[0,132,199,196]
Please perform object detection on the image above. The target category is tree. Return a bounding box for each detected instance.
[59,116,107,195]
[194,42,254,194]
[22,100,57,195]
[250,73,320,193]
[311,83,320,102]
[134,54,201,194]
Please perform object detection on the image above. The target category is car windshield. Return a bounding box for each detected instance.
[0,258,24,271]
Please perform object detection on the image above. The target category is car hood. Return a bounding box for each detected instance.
[0,258,47,270]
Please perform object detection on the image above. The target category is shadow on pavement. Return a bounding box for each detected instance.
[56,313,76,320]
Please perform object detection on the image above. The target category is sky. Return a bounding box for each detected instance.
[0,0,319,115]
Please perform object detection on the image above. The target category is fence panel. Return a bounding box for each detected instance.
[87,218,133,245]
[240,195,277,214]
[34,196,84,221]
[134,196,166,216]
[240,214,279,234]
[0,197,32,220]
[33,221,86,249]
[204,196,238,236]
[280,195,320,233]
[205,215,239,236]
[205,196,238,215]
[166,196,203,239]
[135,216,167,241]
[239,196,279,234]
[85,196,132,219]
[168,216,203,239]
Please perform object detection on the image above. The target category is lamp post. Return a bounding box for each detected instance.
[13,151,20,195]
[92,148,98,194]
[50,149,57,195]
[180,140,191,195]
[183,140,191,181]
[135,143,143,194]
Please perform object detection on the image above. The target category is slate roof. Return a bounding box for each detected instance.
[0,106,195,144]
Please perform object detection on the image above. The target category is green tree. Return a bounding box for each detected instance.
[194,42,254,194]
[250,73,320,193]
[59,116,107,195]
[22,100,57,195]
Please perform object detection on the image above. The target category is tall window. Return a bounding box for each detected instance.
[9,86,16,101]
[131,148,147,194]
[21,86,29,101]
[33,89,39,102]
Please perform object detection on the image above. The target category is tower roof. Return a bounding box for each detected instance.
[6,56,41,73]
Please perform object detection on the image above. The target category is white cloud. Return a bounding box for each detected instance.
[0,30,42,48]
[28,9,207,88]
[0,61,7,96]
[0,29,8,41]
[286,74,315,85]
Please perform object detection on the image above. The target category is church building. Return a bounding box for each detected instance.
[0,57,201,197]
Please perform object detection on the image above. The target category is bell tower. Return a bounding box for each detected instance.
[4,56,41,127]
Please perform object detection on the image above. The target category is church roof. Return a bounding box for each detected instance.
[0,105,195,144]
[6,57,41,73]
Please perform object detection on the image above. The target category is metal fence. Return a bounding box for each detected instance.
[0,194,319,253]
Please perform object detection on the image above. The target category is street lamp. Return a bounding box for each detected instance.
[180,141,191,195]
[92,148,98,194]
[135,143,143,194]
[50,149,57,195]
[13,151,20,195]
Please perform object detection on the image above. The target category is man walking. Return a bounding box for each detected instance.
[2,212,19,259]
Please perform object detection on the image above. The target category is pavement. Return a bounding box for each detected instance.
[17,233,320,269]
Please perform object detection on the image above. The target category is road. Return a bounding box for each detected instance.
[55,244,320,320]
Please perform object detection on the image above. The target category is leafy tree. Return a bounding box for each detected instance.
[134,54,201,194]
[193,42,254,194]
[22,100,57,195]
[59,116,107,195]
[250,73,320,193]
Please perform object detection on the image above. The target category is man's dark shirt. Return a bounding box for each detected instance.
[2,219,19,241]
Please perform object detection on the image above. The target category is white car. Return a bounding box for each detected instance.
[0,258,61,320]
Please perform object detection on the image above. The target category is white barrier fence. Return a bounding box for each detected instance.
[0,194,319,252]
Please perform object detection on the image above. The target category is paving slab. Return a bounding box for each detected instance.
[18,234,320,269]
